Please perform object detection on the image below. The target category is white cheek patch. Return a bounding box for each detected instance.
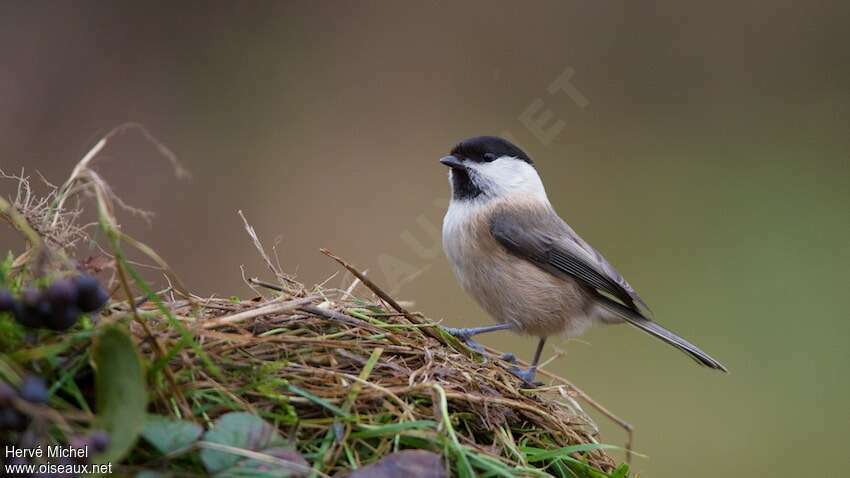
[466,157,548,202]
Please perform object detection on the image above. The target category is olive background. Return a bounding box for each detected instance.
[1,2,849,476]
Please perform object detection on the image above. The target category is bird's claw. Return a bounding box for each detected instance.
[461,338,486,354]
[499,352,517,364]
[443,327,487,354]
[508,366,543,387]
[443,327,471,341]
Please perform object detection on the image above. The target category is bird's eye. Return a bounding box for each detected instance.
[482,153,496,162]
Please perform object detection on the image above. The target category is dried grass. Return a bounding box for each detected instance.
[115,274,616,474]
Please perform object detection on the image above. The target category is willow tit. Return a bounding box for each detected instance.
[440,136,727,384]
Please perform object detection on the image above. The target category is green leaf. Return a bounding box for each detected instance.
[283,383,348,417]
[351,420,438,439]
[610,463,630,478]
[142,414,203,455]
[524,443,620,463]
[465,453,516,478]
[93,325,147,464]
[200,412,307,477]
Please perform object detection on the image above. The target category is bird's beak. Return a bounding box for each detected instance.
[439,155,465,170]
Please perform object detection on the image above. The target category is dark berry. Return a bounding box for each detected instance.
[68,435,91,464]
[73,275,109,313]
[0,381,15,405]
[46,305,81,331]
[68,434,88,449]
[8,300,30,327]
[16,308,48,328]
[20,287,41,306]
[89,429,110,453]
[21,287,50,314]
[18,375,49,404]
[17,288,51,328]
[0,407,28,431]
[0,289,14,312]
[46,278,79,307]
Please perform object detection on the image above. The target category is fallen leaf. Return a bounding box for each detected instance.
[142,414,203,455]
[347,450,445,478]
[200,412,307,477]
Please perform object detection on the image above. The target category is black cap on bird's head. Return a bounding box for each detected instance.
[441,136,533,168]
[439,136,540,201]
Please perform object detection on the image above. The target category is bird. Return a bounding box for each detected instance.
[439,135,727,385]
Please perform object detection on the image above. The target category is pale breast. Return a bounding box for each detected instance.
[442,199,594,337]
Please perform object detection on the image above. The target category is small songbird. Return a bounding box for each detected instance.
[439,135,727,384]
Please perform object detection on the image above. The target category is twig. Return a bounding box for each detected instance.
[299,304,400,342]
[341,271,364,301]
[240,265,263,298]
[248,277,283,292]
[320,248,409,315]
[319,249,446,343]
[51,123,188,228]
[200,296,317,329]
[238,210,300,293]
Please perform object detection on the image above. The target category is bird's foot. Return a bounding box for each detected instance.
[443,327,487,354]
[442,326,472,341]
[508,366,543,388]
[461,338,486,354]
[499,352,518,364]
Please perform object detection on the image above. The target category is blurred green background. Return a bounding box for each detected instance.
[1,2,849,476]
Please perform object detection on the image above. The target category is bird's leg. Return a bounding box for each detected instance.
[510,337,547,386]
[443,323,512,353]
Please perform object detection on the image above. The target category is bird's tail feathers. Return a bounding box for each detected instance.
[598,298,728,372]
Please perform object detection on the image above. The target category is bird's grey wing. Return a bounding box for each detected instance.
[490,208,729,372]
[558,221,651,313]
[489,208,650,315]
